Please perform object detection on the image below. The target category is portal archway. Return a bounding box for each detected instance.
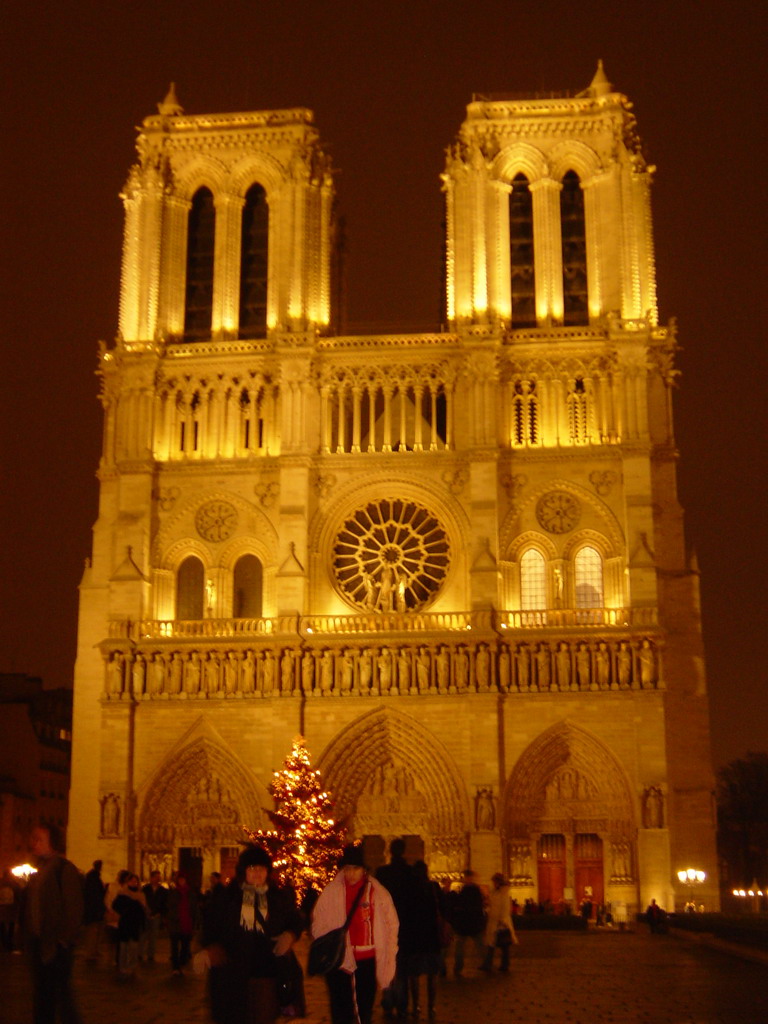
[503,722,636,911]
[318,707,470,875]
[137,736,268,882]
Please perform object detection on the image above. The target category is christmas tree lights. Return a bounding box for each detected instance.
[244,736,347,894]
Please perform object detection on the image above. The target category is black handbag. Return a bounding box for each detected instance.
[307,881,367,976]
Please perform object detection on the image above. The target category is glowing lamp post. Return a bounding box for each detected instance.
[677,868,706,910]
[11,863,37,884]
[732,880,763,913]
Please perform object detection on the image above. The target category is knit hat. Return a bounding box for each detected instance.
[237,844,272,873]
[339,843,366,868]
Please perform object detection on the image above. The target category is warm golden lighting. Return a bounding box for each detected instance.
[12,863,37,880]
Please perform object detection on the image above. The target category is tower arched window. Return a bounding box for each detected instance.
[176,556,205,620]
[233,554,263,618]
[184,188,215,338]
[560,171,588,326]
[509,174,536,327]
[520,549,547,610]
[574,546,603,608]
[239,184,269,337]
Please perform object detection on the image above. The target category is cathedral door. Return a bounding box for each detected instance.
[219,847,240,882]
[537,834,565,906]
[179,848,203,890]
[574,833,603,916]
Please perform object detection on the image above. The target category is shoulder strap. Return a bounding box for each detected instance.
[341,878,368,934]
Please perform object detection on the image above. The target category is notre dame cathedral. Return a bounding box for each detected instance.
[68,63,719,913]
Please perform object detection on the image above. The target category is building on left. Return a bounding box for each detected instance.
[0,675,72,872]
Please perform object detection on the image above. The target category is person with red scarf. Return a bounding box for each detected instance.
[312,844,399,1024]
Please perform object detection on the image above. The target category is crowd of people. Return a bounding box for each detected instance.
[7,824,524,1024]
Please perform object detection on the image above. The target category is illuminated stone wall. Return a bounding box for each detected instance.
[69,68,718,914]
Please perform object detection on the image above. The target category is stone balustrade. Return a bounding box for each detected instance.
[102,634,662,701]
[108,606,656,642]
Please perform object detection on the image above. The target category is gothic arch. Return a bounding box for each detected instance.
[173,155,228,202]
[548,141,602,183]
[491,142,549,184]
[500,477,624,555]
[318,707,470,848]
[137,725,269,855]
[309,473,471,612]
[154,489,278,568]
[229,153,290,198]
[505,530,558,564]
[503,720,636,840]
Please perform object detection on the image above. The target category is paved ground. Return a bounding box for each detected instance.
[2,927,767,1024]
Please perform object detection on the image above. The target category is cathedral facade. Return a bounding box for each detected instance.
[69,66,718,913]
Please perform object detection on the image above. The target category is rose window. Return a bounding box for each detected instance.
[333,499,450,612]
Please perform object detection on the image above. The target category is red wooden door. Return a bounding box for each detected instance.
[537,834,566,906]
[574,833,603,915]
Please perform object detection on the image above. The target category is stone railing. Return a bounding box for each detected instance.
[101,632,663,702]
[108,606,655,642]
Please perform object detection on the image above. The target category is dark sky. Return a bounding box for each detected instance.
[2,1,765,770]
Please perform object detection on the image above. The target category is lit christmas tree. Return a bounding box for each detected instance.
[244,736,347,894]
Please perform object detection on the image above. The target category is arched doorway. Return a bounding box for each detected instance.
[318,707,469,877]
[137,736,267,883]
[504,722,636,914]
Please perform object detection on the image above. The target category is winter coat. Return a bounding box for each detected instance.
[484,884,516,946]
[312,871,399,990]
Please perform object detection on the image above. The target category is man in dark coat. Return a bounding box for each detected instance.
[22,824,84,1024]
[82,859,106,963]
[375,838,413,1017]
[451,869,486,976]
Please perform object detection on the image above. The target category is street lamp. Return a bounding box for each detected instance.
[677,868,706,911]
[11,863,37,883]
[732,880,764,913]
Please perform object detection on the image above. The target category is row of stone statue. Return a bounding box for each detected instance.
[104,636,658,699]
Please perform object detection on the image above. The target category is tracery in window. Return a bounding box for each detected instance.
[520,549,546,610]
[509,174,536,327]
[233,554,263,618]
[176,556,205,620]
[574,546,603,608]
[239,184,268,337]
[332,499,450,611]
[184,188,215,338]
[511,379,539,447]
[567,377,589,444]
[560,171,588,326]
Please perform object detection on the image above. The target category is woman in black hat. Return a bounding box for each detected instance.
[311,843,399,1024]
[200,844,304,1024]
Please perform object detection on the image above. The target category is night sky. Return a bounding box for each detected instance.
[2,1,765,770]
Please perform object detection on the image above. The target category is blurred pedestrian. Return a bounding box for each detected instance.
[166,872,199,975]
[112,872,147,976]
[198,844,303,1024]
[480,873,517,973]
[401,860,441,1017]
[451,869,485,976]
[141,870,168,963]
[82,859,106,963]
[21,824,84,1024]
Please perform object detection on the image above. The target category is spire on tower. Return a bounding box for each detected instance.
[587,59,612,97]
[157,82,184,117]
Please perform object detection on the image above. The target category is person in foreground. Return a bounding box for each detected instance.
[199,844,303,1024]
[312,843,399,1024]
[21,824,84,1024]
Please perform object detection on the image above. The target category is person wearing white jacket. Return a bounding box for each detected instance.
[480,873,518,973]
[311,844,399,1024]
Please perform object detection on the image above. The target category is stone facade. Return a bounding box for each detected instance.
[69,69,719,913]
